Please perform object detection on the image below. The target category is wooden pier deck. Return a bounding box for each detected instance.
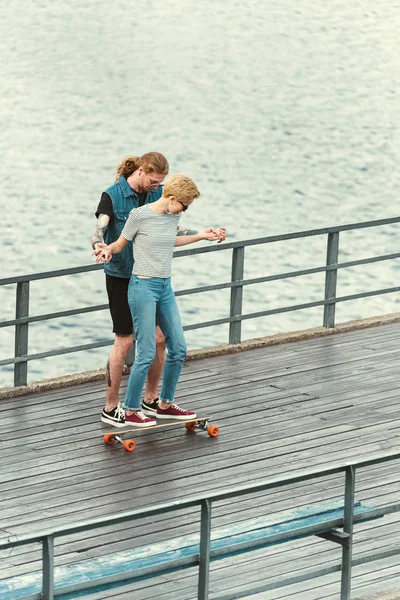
[1,321,400,599]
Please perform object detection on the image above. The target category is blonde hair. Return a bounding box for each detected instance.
[116,152,169,181]
[163,174,200,205]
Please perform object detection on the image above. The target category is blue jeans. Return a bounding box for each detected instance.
[123,276,187,410]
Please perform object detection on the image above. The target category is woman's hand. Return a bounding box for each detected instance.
[215,227,226,243]
[92,242,107,256]
[199,227,227,242]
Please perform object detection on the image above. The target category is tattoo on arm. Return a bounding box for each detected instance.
[91,214,110,248]
[177,226,198,236]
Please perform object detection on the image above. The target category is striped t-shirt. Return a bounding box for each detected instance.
[121,204,181,277]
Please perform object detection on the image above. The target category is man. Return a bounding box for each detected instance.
[92,152,226,427]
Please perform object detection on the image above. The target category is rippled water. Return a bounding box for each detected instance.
[1,0,399,386]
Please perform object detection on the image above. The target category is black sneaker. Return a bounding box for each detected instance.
[141,398,159,416]
[101,404,125,428]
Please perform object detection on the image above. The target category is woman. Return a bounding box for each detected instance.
[96,174,224,426]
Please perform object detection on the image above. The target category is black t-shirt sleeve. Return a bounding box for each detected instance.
[95,192,114,219]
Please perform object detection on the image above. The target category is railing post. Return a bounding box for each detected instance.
[323,231,340,328]
[340,466,355,600]
[42,535,55,600]
[14,281,30,386]
[198,499,212,600]
[229,246,245,345]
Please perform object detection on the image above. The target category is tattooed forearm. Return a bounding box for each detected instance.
[177,226,198,236]
[91,214,110,248]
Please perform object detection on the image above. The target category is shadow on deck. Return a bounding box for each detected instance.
[1,322,400,599]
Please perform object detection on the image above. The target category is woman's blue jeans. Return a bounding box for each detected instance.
[123,275,187,410]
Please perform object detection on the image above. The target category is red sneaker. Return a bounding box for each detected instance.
[156,403,196,420]
[125,410,156,427]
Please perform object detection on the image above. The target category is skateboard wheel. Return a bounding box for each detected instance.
[208,425,219,438]
[185,421,197,432]
[104,434,115,445]
[123,439,136,452]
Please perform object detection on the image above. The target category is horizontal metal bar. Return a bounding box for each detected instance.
[209,518,347,559]
[0,304,109,329]
[2,450,400,551]
[175,252,400,297]
[215,563,343,600]
[215,544,400,600]
[172,216,400,258]
[39,556,197,599]
[183,285,400,331]
[1,253,398,331]
[1,218,399,286]
[0,263,103,286]
[352,545,400,568]
[318,529,350,546]
[0,339,114,367]
[1,285,398,366]
[352,502,400,521]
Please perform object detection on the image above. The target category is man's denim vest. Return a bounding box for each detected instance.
[103,175,162,278]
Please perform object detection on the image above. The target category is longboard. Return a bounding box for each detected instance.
[103,416,219,452]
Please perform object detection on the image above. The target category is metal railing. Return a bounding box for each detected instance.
[1,216,399,387]
[1,449,400,600]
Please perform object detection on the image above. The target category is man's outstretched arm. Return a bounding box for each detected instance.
[91,214,110,249]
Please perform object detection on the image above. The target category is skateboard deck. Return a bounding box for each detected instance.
[103,416,219,452]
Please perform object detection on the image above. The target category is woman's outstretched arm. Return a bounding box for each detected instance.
[174,228,226,247]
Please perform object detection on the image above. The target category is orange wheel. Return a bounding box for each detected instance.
[104,434,115,445]
[185,421,197,432]
[208,425,219,438]
[123,439,136,452]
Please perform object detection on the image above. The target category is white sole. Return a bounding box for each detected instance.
[101,416,126,428]
[124,421,157,427]
[156,414,196,420]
